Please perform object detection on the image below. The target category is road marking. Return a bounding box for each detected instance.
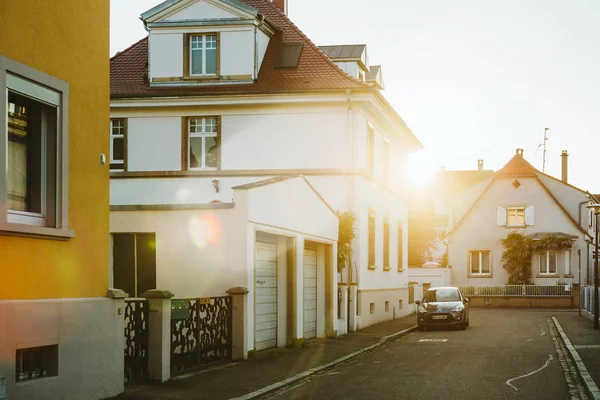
[540,325,546,336]
[418,339,448,343]
[573,345,600,350]
[526,339,534,342]
[505,355,553,391]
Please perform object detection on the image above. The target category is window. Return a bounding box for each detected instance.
[383,217,390,270]
[186,34,218,77]
[16,345,58,382]
[1,55,71,238]
[185,117,220,170]
[369,303,375,314]
[368,209,375,269]
[385,301,390,312]
[382,139,390,182]
[539,250,557,275]
[408,282,415,304]
[564,250,571,276]
[398,299,403,309]
[506,207,525,227]
[112,233,157,297]
[110,118,126,171]
[367,124,375,175]
[397,224,404,272]
[469,250,491,276]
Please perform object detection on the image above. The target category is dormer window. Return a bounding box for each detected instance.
[184,33,219,78]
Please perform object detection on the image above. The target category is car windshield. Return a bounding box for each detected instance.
[423,288,461,302]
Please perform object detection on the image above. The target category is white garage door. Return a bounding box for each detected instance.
[255,237,278,351]
[303,248,318,339]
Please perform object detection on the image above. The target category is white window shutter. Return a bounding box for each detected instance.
[525,206,535,226]
[497,207,507,226]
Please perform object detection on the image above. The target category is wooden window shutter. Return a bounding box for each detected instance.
[525,206,535,226]
[497,207,507,226]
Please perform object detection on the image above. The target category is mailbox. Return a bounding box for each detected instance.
[171,299,190,320]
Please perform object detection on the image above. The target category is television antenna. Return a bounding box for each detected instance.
[535,128,549,172]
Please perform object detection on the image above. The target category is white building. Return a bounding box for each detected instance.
[109,0,422,351]
[447,149,596,287]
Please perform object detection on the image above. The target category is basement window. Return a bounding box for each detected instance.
[16,345,58,382]
[370,303,375,314]
[385,301,390,312]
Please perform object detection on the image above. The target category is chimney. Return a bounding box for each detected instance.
[561,150,568,183]
[515,148,524,157]
[272,0,288,14]
[477,159,484,171]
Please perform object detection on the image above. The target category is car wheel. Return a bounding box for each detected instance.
[460,321,467,330]
[466,319,470,327]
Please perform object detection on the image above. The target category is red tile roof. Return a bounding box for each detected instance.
[495,149,539,178]
[110,0,369,98]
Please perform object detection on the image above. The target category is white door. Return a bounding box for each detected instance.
[303,247,318,339]
[255,237,278,351]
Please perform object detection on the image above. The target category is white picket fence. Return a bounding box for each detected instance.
[456,285,572,297]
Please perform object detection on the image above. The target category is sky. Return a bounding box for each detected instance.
[110,0,600,192]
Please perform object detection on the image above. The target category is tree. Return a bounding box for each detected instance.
[337,210,357,273]
[407,204,439,267]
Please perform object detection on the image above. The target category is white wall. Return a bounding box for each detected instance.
[222,112,349,170]
[128,117,181,171]
[448,177,587,286]
[164,0,238,21]
[408,267,452,288]
[334,62,359,79]
[257,30,270,71]
[220,30,254,77]
[0,298,123,400]
[149,33,183,79]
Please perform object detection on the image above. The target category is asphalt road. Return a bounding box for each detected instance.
[266,309,582,400]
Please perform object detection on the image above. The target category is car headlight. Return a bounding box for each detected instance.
[417,305,427,313]
[451,304,464,312]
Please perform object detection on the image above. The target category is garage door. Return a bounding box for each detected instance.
[303,247,318,339]
[255,236,278,351]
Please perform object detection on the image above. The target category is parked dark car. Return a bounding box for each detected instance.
[415,287,469,330]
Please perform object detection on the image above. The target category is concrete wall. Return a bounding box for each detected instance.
[164,0,237,20]
[149,33,183,79]
[0,298,123,400]
[357,289,408,328]
[408,267,452,288]
[128,117,181,172]
[448,177,588,286]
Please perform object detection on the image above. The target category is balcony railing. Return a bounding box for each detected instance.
[456,285,572,297]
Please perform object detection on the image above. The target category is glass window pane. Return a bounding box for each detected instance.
[471,252,480,274]
[112,137,124,161]
[7,92,43,214]
[565,251,571,275]
[205,136,218,168]
[549,251,557,274]
[191,36,202,49]
[481,251,490,273]
[189,137,203,168]
[539,253,546,273]
[189,118,201,133]
[206,48,217,74]
[191,49,203,75]
[517,209,524,225]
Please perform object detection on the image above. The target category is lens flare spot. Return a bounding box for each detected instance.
[188,213,221,248]
[176,187,192,202]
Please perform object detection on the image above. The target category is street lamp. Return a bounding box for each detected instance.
[587,204,600,330]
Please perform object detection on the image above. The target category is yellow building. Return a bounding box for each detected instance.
[0,1,122,399]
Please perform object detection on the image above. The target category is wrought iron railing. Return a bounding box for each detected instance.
[171,296,232,374]
[124,299,149,381]
[456,285,572,297]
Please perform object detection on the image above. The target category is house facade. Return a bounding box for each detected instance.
[0,1,123,400]
[447,149,595,287]
[109,0,422,350]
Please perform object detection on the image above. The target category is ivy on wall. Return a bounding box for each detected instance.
[501,232,573,284]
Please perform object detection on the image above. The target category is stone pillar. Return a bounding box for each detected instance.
[337,284,348,336]
[572,283,580,308]
[227,287,249,360]
[348,285,358,332]
[107,289,127,395]
[143,289,173,383]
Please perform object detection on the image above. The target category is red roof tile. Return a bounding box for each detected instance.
[110,0,369,98]
[495,149,539,178]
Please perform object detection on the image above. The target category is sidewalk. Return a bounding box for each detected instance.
[109,315,417,400]
[554,313,600,398]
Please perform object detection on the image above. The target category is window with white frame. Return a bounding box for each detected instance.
[506,207,525,227]
[564,250,571,276]
[539,250,557,275]
[190,34,217,76]
[1,55,70,237]
[188,117,219,170]
[469,250,491,276]
[110,118,126,171]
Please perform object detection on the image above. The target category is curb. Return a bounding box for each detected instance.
[551,317,600,400]
[230,325,418,400]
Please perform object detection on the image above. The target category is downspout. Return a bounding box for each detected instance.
[579,248,582,315]
[578,192,591,229]
[346,89,354,284]
[254,15,264,81]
